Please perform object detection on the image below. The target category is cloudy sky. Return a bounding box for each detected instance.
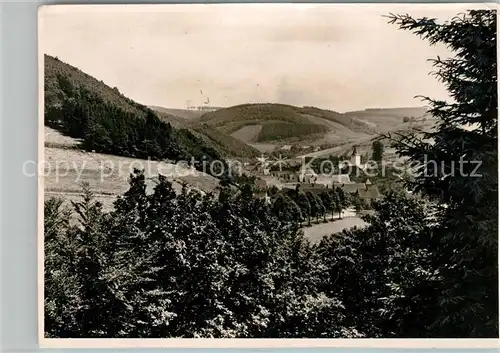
[40,4,484,112]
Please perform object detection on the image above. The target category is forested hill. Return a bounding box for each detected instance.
[44,54,237,172]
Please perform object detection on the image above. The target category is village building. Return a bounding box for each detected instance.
[337,179,381,202]
[339,183,367,194]
[255,176,282,190]
[333,174,351,184]
[313,176,333,188]
[344,146,367,170]
[253,191,272,204]
[286,182,328,196]
[245,158,271,176]
[315,173,352,187]
[271,170,297,181]
[357,186,381,201]
[281,183,299,193]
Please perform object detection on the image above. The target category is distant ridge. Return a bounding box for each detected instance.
[192,103,377,145]
[151,102,430,149]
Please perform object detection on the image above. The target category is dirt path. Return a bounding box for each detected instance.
[302,208,367,243]
[303,216,368,244]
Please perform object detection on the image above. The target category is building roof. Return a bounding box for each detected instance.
[281,182,299,191]
[358,185,381,199]
[313,174,351,186]
[255,176,282,189]
[314,176,333,187]
[339,183,366,193]
[302,183,327,190]
[332,174,351,184]
[273,170,295,176]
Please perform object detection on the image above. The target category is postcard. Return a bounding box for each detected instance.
[37,3,498,347]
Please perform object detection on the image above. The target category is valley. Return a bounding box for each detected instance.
[43,54,435,234]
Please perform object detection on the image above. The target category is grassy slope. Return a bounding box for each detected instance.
[150,106,261,159]
[344,107,429,131]
[44,54,227,208]
[150,103,429,151]
[190,124,261,160]
[45,55,259,159]
[197,104,336,143]
[194,103,391,144]
[298,106,376,134]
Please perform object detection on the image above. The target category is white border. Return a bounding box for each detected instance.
[38,3,500,348]
[37,3,45,346]
[41,338,500,349]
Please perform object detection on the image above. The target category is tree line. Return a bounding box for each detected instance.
[45,78,228,177]
[269,186,353,226]
[44,173,359,338]
[43,172,436,338]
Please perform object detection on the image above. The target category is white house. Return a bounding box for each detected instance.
[314,174,351,187]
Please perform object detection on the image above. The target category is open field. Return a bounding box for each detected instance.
[249,143,278,153]
[197,103,372,144]
[230,124,263,142]
[44,146,221,212]
[45,126,80,147]
[345,107,429,130]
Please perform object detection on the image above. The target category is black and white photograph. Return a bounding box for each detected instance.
[39,4,498,339]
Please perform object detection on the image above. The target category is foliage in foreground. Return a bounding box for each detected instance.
[389,9,498,337]
[44,177,451,338]
[45,173,361,338]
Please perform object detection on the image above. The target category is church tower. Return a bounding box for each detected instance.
[350,146,361,167]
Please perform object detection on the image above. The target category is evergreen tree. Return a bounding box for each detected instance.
[371,140,384,163]
[333,187,347,219]
[316,193,437,337]
[306,192,320,224]
[389,10,498,337]
[320,191,334,221]
[316,196,326,222]
[44,197,81,337]
[296,193,311,226]
[70,183,130,337]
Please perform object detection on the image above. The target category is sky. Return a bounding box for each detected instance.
[39,4,487,112]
